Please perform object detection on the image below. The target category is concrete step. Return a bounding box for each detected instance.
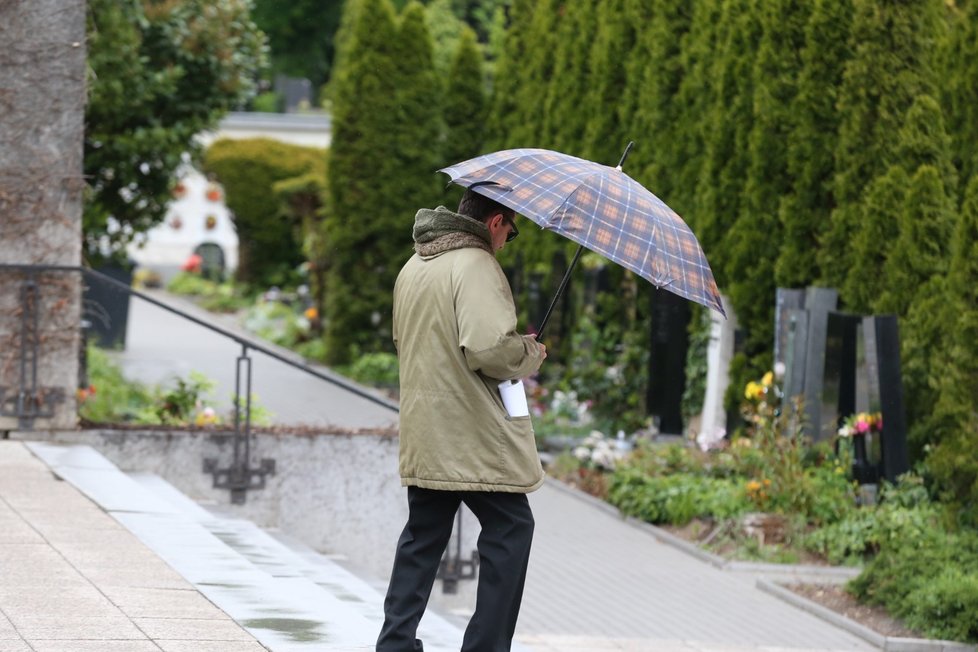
[26,442,470,652]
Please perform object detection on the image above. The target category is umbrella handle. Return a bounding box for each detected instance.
[536,244,585,340]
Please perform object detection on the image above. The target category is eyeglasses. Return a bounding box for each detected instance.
[504,215,519,242]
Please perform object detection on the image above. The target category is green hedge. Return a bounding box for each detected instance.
[204,138,325,286]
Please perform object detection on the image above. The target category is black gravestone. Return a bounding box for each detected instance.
[820,312,861,443]
[647,288,691,435]
[800,288,839,440]
[862,315,909,482]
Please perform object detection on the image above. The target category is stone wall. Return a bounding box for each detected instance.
[0,1,86,430]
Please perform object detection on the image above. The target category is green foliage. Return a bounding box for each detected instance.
[923,175,978,526]
[581,0,635,164]
[803,475,939,565]
[608,467,750,526]
[938,1,978,196]
[252,0,343,88]
[424,0,467,77]
[562,305,648,434]
[820,0,942,287]
[681,308,710,422]
[876,164,954,315]
[775,0,852,288]
[541,0,596,152]
[840,166,908,313]
[156,372,215,424]
[80,346,236,427]
[166,272,250,313]
[850,525,978,643]
[443,27,487,166]
[204,138,325,286]
[84,0,266,261]
[79,346,158,423]
[243,301,314,349]
[324,0,441,364]
[341,351,400,387]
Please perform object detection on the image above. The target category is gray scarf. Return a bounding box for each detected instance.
[412,206,493,257]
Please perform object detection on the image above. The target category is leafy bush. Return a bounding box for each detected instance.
[204,138,325,286]
[243,300,311,348]
[803,475,939,565]
[79,346,157,423]
[608,467,750,526]
[341,351,400,387]
[167,272,250,313]
[849,526,978,643]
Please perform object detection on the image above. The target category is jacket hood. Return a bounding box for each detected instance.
[412,206,493,257]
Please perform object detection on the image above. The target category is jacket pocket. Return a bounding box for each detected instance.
[496,413,543,488]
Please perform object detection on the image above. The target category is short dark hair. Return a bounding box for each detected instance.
[458,187,514,224]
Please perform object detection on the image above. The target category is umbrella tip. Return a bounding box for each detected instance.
[615,141,635,171]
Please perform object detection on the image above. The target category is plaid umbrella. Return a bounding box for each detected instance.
[439,146,726,333]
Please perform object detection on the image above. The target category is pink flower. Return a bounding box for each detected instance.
[856,419,870,434]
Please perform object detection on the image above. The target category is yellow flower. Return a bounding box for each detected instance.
[745,381,763,400]
[746,480,762,492]
[761,371,774,387]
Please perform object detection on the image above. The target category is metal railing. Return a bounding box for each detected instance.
[0,263,399,504]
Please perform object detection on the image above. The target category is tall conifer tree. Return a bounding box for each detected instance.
[939,2,978,197]
[324,0,403,363]
[840,166,908,313]
[877,164,954,315]
[723,0,809,358]
[541,0,594,152]
[444,26,487,166]
[583,0,636,164]
[694,0,761,267]
[925,175,978,523]
[844,94,955,312]
[629,0,691,211]
[819,0,942,289]
[485,0,534,149]
[775,0,853,288]
[672,0,722,227]
[392,1,444,210]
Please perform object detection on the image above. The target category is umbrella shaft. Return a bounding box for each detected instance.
[536,244,585,340]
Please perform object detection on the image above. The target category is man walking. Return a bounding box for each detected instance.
[377,188,547,651]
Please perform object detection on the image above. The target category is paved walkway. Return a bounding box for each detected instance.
[0,440,264,652]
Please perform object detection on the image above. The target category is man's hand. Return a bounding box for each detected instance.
[529,334,547,360]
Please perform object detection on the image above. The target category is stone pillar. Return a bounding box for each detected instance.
[0,1,87,430]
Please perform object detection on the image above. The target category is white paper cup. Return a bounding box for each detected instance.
[498,379,529,417]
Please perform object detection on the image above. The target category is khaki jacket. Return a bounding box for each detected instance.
[393,207,546,492]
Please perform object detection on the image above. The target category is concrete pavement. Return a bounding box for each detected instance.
[0,440,264,652]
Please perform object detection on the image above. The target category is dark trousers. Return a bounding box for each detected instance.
[376,486,535,652]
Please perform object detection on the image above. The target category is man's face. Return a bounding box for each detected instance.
[489,212,518,253]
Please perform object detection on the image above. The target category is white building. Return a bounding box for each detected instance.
[127,111,331,283]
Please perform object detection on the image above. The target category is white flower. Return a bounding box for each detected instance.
[572,446,590,461]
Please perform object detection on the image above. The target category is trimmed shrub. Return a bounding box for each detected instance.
[203,138,325,286]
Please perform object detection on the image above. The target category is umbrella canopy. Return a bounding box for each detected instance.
[439,147,725,321]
